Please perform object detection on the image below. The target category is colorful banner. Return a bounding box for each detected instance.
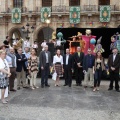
[12,8,21,23]
[100,6,111,22]
[41,7,51,23]
[69,6,80,24]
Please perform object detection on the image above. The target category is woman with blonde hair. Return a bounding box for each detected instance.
[0,50,11,104]
[28,48,39,90]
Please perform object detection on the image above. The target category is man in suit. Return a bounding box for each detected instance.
[16,48,27,90]
[39,45,52,88]
[83,48,95,88]
[73,46,84,86]
[6,47,17,91]
[108,47,120,92]
[63,49,73,87]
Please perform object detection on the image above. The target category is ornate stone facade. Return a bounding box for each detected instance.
[0,0,119,44]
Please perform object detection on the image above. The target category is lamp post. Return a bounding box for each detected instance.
[46,19,50,41]
[21,23,34,40]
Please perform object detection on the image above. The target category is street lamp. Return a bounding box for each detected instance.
[21,23,35,39]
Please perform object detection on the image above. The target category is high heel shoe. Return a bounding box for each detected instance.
[97,87,99,91]
[93,88,96,92]
[2,99,7,104]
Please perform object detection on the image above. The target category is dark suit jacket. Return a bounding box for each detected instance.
[83,54,95,71]
[39,51,52,68]
[73,52,84,67]
[16,53,27,72]
[108,54,120,73]
[63,54,73,69]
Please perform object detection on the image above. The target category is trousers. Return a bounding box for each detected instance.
[17,68,26,87]
[30,72,37,87]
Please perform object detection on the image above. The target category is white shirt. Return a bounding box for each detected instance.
[6,55,17,68]
[24,40,30,48]
[32,44,38,48]
[0,58,9,75]
[113,54,117,62]
[23,52,30,67]
[41,42,46,51]
[56,40,61,46]
[66,54,69,65]
[53,55,63,64]
[45,52,48,63]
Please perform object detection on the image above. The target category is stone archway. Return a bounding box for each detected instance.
[35,26,54,53]
[8,27,22,45]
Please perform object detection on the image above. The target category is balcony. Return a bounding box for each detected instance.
[1,7,28,14]
[0,5,120,15]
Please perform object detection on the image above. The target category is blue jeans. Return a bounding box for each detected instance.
[94,68,102,87]
[41,63,49,86]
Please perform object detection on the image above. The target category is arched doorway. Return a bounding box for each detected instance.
[8,27,22,46]
[36,27,54,53]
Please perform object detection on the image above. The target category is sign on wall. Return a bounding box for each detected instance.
[69,6,80,24]
[41,7,51,23]
[100,6,111,22]
[12,8,21,23]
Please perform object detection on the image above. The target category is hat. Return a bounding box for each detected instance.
[77,32,82,37]
[69,35,77,39]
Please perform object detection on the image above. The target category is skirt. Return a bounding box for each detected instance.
[55,64,63,77]
[0,77,9,89]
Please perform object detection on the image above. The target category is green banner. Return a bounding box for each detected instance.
[41,7,51,23]
[100,6,111,22]
[12,8,21,23]
[69,6,80,24]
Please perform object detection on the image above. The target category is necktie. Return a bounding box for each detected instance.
[78,52,80,57]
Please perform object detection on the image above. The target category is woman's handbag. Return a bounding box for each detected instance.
[52,72,57,81]
[0,87,8,99]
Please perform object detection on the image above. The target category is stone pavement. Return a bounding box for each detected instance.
[0,79,120,120]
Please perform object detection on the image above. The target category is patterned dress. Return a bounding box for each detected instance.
[0,58,9,89]
[28,56,38,73]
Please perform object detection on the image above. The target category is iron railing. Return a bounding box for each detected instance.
[1,5,120,14]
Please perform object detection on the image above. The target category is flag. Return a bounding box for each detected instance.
[69,6,80,24]
[100,6,111,22]
[41,7,51,23]
[12,8,21,23]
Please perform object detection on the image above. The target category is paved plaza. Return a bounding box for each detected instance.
[0,79,120,120]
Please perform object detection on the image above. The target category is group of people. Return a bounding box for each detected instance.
[39,44,120,94]
[0,35,120,104]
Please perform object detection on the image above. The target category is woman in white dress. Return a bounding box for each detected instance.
[0,50,11,104]
[53,49,63,86]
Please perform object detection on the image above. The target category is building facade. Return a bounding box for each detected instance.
[0,0,120,46]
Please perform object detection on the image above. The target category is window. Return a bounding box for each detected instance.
[42,0,52,7]
[99,0,110,5]
[69,0,80,6]
[13,0,23,8]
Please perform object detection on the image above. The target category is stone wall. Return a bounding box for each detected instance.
[0,0,119,45]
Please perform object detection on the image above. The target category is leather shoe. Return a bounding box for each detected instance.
[10,89,16,92]
[108,88,113,90]
[45,85,50,87]
[116,90,120,92]
[41,85,44,88]
[79,84,82,86]
[63,84,67,86]
[17,87,20,90]
[76,84,78,86]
